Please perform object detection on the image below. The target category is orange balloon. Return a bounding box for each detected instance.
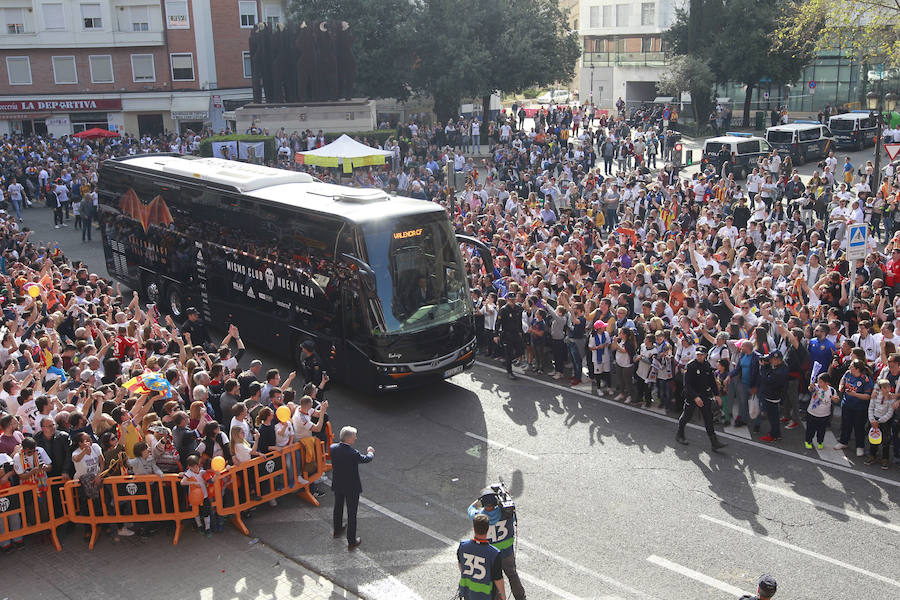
[210,456,227,472]
[188,485,204,506]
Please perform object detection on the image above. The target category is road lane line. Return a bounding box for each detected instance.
[646,555,747,597]
[475,361,900,489]
[360,496,651,599]
[754,482,900,533]
[519,539,663,600]
[464,431,539,460]
[699,514,900,588]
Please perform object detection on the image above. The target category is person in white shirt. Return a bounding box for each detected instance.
[852,320,879,363]
[824,151,837,174]
[6,178,25,221]
[717,216,739,245]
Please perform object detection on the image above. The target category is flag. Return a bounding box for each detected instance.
[123,372,153,396]
[142,373,173,398]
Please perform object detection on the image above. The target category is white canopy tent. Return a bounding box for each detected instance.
[295,134,393,173]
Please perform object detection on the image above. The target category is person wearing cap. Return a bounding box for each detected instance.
[740,574,777,600]
[466,489,522,599]
[757,350,788,442]
[179,306,212,348]
[676,346,727,450]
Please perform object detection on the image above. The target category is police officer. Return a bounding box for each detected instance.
[458,514,506,600]
[676,347,728,450]
[739,574,777,600]
[467,488,525,599]
[494,292,524,380]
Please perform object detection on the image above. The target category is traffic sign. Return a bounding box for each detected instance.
[885,143,900,161]
[808,81,816,89]
[847,223,867,261]
[763,91,769,99]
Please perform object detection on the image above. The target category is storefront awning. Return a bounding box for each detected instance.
[170,96,209,120]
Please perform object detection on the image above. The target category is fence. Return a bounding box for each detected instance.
[0,476,69,551]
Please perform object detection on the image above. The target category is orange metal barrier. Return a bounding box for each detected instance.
[63,474,198,549]
[210,440,326,536]
[0,476,68,551]
[324,422,334,471]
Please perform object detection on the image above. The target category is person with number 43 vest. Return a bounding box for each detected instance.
[467,486,526,599]
[457,514,506,600]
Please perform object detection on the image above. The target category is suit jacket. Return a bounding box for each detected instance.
[34,430,73,477]
[329,442,373,496]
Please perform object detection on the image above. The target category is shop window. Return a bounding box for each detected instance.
[242,51,252,78]
[165,0,189,29]
[52,56,78,85]
[6,56,31,85]
[641,3,655,26]
[80,3,102,30]
[3,8,27,34]
[170,53,194,81]
[131,54,156,82]
[89,55,114,83]
[42,3,65,30]
[71,112,109,134]
[239,1,257,28]
[641,37,652,52]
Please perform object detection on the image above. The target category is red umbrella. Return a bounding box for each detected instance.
[72,127,120,139]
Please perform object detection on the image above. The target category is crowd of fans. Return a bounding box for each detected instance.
[1,99,899,551]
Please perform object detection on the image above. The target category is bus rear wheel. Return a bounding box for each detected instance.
[166,283,185,319]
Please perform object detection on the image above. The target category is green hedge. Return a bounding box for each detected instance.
[324,129,394,145]
[198,134,275,160]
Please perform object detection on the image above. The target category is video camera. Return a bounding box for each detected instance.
[479,482,516,520]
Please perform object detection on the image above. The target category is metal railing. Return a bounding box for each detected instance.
[582,52,670,67]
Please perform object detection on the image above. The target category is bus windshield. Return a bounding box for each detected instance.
[829,119,854,131]
[363,215,471,334]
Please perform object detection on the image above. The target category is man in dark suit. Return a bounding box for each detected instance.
[330,425,374,550]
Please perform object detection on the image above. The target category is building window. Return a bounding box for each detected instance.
[52,56,78,84]
[129,5,151,31]
[6,56,31,85]
[615,4,629,27]
[131,53,156,82]
[263,3,282,26]
[165,0,189,29]
[81,3,102,29]
[242,51,252,78]
[89,55,114,83]
[170,53,194,81]
[589,6,600,28]
[3,8,27,34]
[602,5,612,27]
[42,3,65,30]
[641,3,655,26]
[239,1,257,28]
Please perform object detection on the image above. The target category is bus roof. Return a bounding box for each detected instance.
[105,155,444,225]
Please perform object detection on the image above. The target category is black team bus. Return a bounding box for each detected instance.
[97,155,491,391]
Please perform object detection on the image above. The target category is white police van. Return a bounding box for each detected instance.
[765,121,833,165]
[700,132,771,179]
[828,111,878,150]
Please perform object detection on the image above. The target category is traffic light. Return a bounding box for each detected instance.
[673,142,683,166]
[685,149,693,166]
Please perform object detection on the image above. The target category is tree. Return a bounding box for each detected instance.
[415,0,581,123]
[667,0,810,126]
[657,56,715,125]
[774,0,900,68]
[288,0,420,100]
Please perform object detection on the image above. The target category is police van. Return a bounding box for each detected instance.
[700,133,771,179]
[828,110,878,150]
[765,121,833,165]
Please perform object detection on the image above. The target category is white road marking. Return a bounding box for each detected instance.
[699,514,900,588]
[646,555,747,597]
[464,431,539,460]
[722,424,752,439]
[476,361,900,489]
[360,496,652,599]
[754,482,900,533]
[519,539,663,600]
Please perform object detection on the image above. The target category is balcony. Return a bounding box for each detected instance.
[583,52,670,68]
[0,29,165,48]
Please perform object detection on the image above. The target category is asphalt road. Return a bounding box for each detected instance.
[4,206,899,600]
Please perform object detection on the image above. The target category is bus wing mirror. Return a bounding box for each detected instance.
[455,234,493,273]
[340,253,377,290]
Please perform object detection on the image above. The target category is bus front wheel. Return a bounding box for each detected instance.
[166,283,185,319]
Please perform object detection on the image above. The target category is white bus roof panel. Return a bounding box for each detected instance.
[119,156,315,192]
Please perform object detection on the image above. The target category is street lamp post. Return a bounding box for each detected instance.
[590,64,595,105]
[866,88,898,191]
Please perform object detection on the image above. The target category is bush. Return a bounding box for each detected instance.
[522,88,540,99]
[198,134,275,160]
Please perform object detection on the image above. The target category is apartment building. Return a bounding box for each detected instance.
[0,0,287,137]
[579,0,682,107]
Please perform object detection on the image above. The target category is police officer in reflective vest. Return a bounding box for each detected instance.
[467,489,525,599]
[458,514,506,600]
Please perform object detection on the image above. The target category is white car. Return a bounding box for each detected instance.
[536,90,571,105]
